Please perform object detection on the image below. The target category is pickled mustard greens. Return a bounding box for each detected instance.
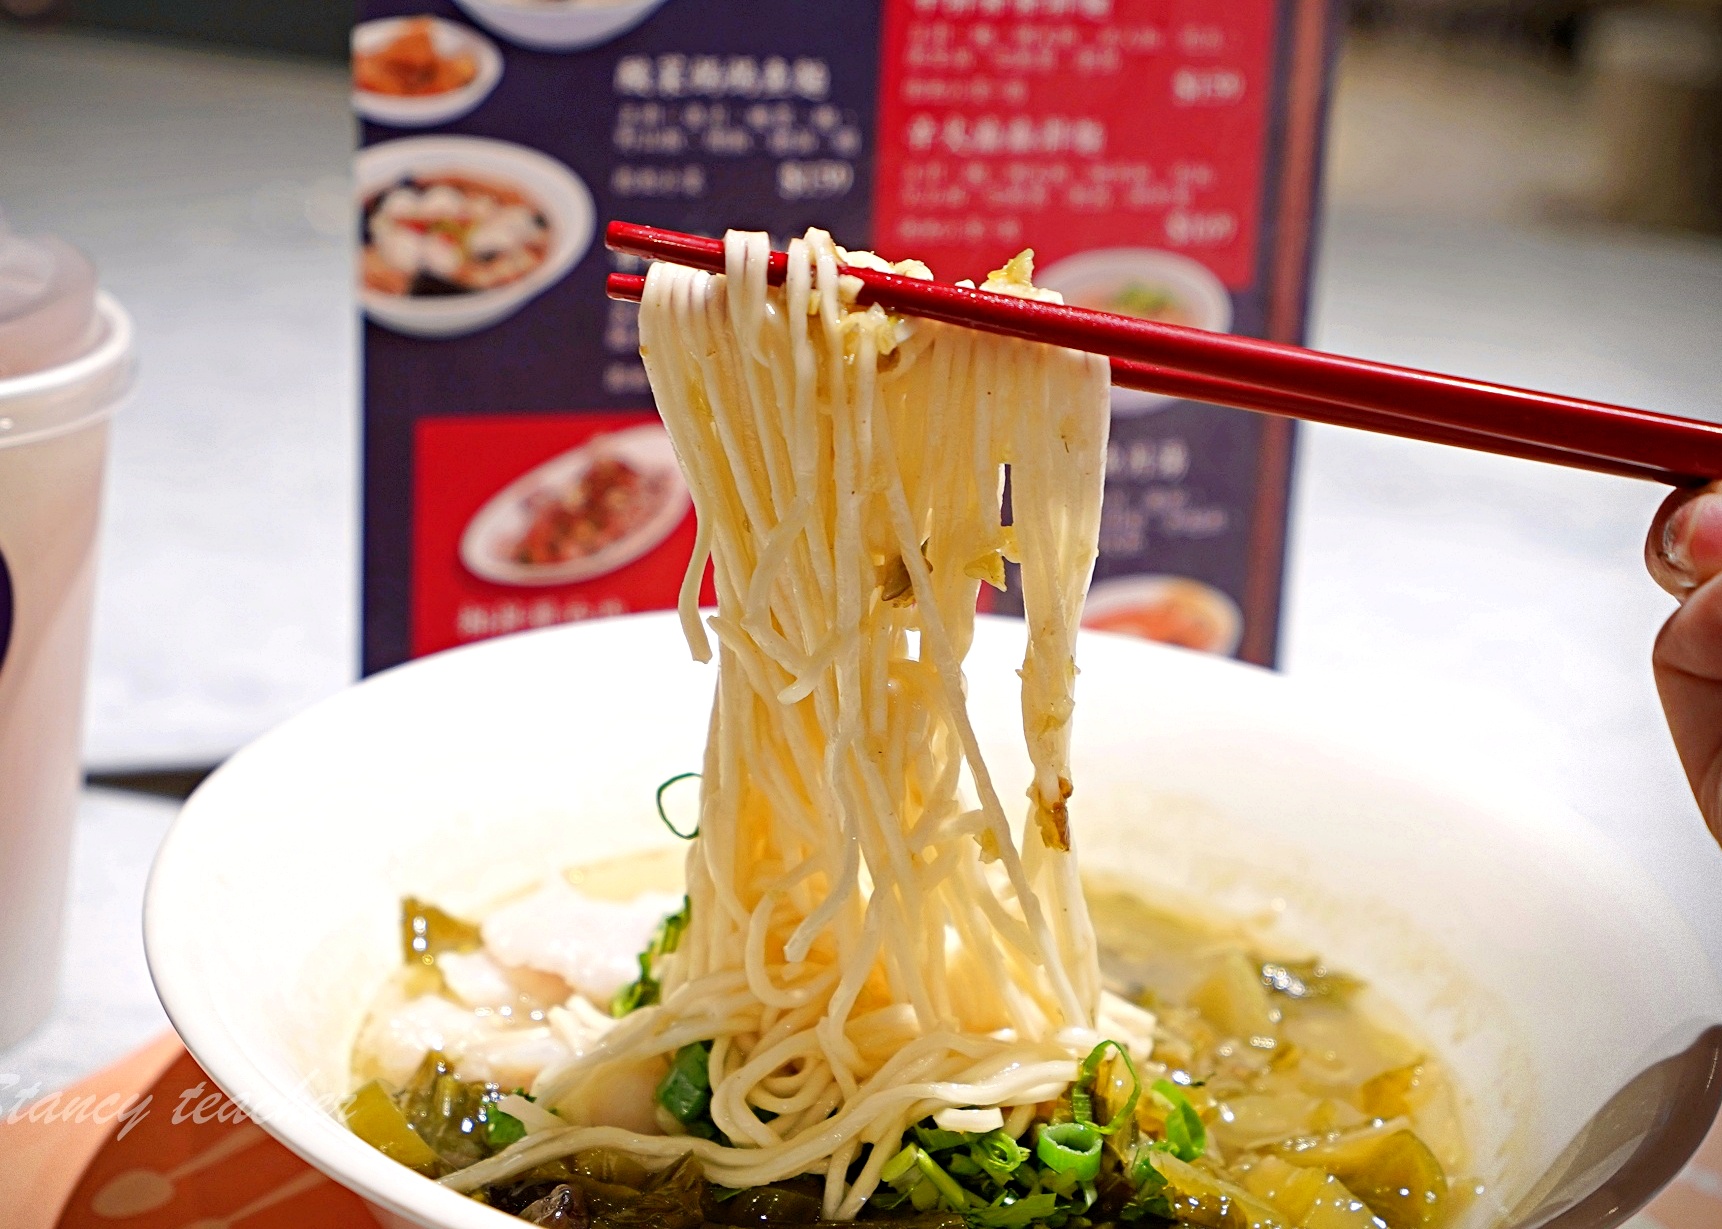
[344,1051,531,1177]
[348,879,1466,1228]
[404,896,483,968]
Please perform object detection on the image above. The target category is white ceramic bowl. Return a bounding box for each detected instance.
[459,423,690,587]
[449,0,669,52]
[1038,248,1234,415]
[145,613,1722,1229]
[357,136,594,339]
[352,17,504,129]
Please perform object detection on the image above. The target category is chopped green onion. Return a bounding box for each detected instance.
[1036,1121,1103,1182]
[969,1192,1061,1227]
[948,1153,983,1179]
[879,1143,922,1184]
[482,1107,525,1149]
[655,772,701,839]
[913,1147,970,1209]
[970,1129,1030,1185]
[1071,1039,1139,1135]
[655,1042,712,1124]
[878,1142,971,1212]
[910,1175,941,1212]
[1150,1078,1207,1162]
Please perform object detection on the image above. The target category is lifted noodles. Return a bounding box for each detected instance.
[443,229,1125,1218]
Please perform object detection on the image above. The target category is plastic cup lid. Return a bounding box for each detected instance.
[0,217,99,380]
[0,215,133,449]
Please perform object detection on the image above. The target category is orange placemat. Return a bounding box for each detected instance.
[4,1033,1721,1228]
[0,1034,378,1229]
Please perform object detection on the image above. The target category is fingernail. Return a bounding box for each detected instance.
[1666,493,1722,586]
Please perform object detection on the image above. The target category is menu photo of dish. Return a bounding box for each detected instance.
[1039,248,1235,415]
[351,15,503,127]
[357,135,594,338]
[460,423,690,587]
[410,413,709,658]
[449,0,672,52]
[1081,573,1244,656]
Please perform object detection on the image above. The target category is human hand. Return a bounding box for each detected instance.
[1646,482,1722,843]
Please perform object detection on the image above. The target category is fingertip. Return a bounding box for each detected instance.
[1649,481,1722,600]
[1686,492,1722,575]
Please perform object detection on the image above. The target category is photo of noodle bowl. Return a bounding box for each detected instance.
[144,232,1722,1229]
[460,425,690,587]
[1082,574,1245,656]
[357,136,594,338]
[351,16,503,128]
[1039,248,1234,415]
[364,176,547,297]
[450,0,671,52]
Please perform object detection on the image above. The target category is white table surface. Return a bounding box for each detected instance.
[2,29,1721,1103]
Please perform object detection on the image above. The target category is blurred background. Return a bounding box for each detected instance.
[0,0,1720,1092]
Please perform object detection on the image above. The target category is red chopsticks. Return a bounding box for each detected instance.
[603,221,1722,487]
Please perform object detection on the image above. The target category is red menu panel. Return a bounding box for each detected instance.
[411,413,711,659]
[874,0,1277,286]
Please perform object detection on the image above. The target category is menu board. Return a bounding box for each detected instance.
[357,0,1339,674]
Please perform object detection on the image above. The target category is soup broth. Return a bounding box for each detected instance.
[348,849,1471,1229]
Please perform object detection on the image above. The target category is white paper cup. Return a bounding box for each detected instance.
[0,291,134,1048]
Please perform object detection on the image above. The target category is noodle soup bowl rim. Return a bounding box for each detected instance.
[143,612,1722,1228]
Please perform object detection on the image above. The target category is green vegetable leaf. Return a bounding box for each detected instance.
[483,1108,525,1149]
[611,897,691,1017]
[915,1124,971,1154]
[655,1041,712,1124]
[1121,1149,1174,1222]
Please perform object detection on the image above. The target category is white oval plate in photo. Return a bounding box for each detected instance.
[459,423,691,587]
[357,135,594,339]
[1039,247,1234,415]
[352,17,504,129]
[450,0,671,52]
[1082,573,1244,657]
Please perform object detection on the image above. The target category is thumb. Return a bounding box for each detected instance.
[1647,481,1722,600]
